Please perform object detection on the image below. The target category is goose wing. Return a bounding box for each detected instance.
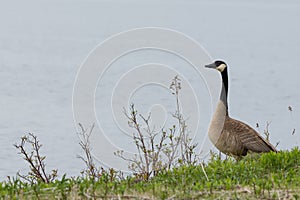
[227,117,277,153]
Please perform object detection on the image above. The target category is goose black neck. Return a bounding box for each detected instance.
[221,67,228,96]
[220,67,229,112]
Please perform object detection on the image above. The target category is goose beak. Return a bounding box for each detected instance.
[205,62,217,69]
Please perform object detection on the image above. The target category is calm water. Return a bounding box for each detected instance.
[0,0,299,180]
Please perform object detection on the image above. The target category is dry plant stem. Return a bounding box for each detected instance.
[263,122,280,148]
[133,112,149,175]
[140,114,167,176]
[77,123,100,180]
[118,75,207,180]
[200,162,209,181]
[16,137,45,182]
[32,136,48,182]
[120,104,172,179]
[170,76,207,178]
[263,121,271,142]
[14,133,57,183]
[19,134,47,182]
[170,75,195,165]
[125,105,150,177]
[170,76,184,163]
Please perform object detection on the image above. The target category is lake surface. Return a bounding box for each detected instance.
[0,0,299,180]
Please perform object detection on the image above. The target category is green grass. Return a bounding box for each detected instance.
[1,148,300,199]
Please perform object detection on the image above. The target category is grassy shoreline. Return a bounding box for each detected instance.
[1,148,299,199]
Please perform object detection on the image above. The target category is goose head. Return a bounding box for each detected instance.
[205,60,227,72]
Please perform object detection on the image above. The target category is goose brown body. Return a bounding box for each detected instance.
[206,60,277,158]
[215,116,277,158]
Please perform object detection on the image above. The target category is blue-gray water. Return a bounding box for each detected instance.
[0,0,299,180]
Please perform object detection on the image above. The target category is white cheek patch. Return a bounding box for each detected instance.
[216,64,227,72]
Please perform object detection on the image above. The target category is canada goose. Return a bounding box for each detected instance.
[205,60,277,159]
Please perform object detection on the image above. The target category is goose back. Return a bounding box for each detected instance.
[215,116,277,157]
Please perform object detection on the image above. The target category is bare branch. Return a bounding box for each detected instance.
[77,123,101,180]
[116,76,202,180]
[14,133,57,183]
